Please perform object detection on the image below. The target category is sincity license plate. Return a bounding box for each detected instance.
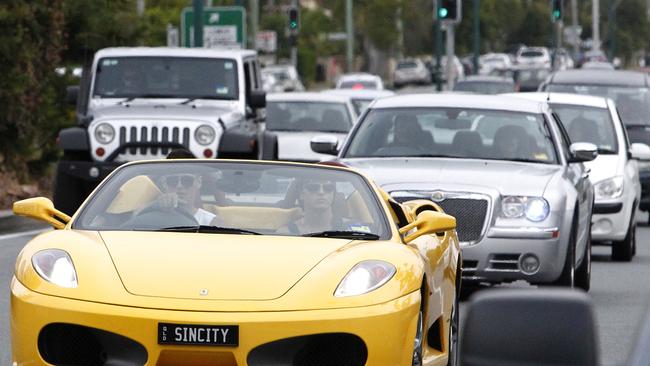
[158,323,238,346]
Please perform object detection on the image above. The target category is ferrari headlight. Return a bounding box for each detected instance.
[32,249,78,288]
[195,125,216,145]
[595,176,624,200]
[501,196,550,222]
[334,260,396,297]
[94,123,115,144]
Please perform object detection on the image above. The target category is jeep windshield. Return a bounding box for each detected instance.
[547,84,650,126]
[93,57,239,100]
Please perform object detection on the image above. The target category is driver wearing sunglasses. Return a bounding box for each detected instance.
[157,173,222,226]
[278,179,342,235]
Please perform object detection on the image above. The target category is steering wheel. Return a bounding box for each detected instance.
[121,203,198,229]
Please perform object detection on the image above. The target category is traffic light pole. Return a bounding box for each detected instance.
[446,24,455,90]
[192,0,203,47]
[346,0,354,72]
[434,18,443,91]
[291,0,299,68]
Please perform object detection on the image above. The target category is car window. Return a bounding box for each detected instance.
[266,101,352,133]
[345,107,558,164]
[453,81,515,94]
[73,162,390,238]
[551,104,618,154]
[547,84,650,126]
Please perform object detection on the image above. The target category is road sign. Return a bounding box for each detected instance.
[181,6,246,49]
[256,31,277,53]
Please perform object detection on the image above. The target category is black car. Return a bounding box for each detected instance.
[541,69,650,217]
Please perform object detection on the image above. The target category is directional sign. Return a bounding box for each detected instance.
[181,6,246,49]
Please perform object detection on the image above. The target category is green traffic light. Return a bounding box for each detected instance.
[290,21,297,29]
[552,10,561,19]
[438,8,449,18]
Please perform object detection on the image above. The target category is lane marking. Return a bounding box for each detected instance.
[0,228,51,241]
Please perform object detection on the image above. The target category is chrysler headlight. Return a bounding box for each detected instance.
[32,249,78,288]
[524,197,550,222]
[334,260,396,297]
[195,125,216,145]
[595,176,624,200]
[501,196,550,222]
[94,123,115,144]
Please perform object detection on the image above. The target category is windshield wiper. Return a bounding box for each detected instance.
[156,225,261,235]
[597,148,617,154]
[303,230,380,240]
[180,96,227,104]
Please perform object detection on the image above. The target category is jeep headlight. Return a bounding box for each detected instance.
[195,125,216,145]
[94,123,115,144]
[595,176,624,200]
[501,196,550,222]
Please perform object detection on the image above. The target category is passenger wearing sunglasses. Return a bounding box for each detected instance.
[157,173,223,226]
[278,179,342,235]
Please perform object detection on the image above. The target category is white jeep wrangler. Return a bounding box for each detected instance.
[56,47,276,215]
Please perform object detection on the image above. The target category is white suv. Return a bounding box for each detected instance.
[507,92,650,261]
[515,47,551,68]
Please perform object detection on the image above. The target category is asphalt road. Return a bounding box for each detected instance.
[2,220,650,365]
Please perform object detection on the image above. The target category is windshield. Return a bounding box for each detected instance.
[93,57,239,100]
[551,104,618,153]
[345,108,558,164]
[397,61,418,69]
[520,50,544,58]
[453,81,515,94]
[547,85,650,126]
[266,101,352,133]
[73,162,390,238]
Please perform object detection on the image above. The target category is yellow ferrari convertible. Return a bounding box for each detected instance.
[11,160,460,366]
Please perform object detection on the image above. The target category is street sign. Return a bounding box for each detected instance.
[256,31,277,53]
[563,25,583,46]
[327,32,348,41]
[181,6,246,49]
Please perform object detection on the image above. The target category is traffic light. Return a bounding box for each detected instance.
[551,0,562,22]
[288,7,299,33]
[437,0,461,23]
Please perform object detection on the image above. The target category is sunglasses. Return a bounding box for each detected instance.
[304,182,335,194]
[164,175,195,188]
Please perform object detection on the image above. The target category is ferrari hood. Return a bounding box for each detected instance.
[342,157,561,196]
[100,232,350,301]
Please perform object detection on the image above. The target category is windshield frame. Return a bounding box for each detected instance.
[71,161,393,239]
[91,56,240,101]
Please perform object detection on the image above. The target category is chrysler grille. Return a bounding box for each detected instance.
[119,126,190,155]
[393,196,488,242]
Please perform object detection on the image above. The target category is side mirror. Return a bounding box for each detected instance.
[249,90,266,110]
[461,289,599,366]
[13,197,71,229]
[65,85,79,106]
[398,210,456,243]
[569,142,598,163]
[630,143,650,160]
[310,135,339,156]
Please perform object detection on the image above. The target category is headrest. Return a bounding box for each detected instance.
[106,175,162,214]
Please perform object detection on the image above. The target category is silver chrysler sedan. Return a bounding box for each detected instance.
[312,94,597,290]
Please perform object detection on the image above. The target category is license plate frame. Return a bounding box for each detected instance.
[158,323,239,347]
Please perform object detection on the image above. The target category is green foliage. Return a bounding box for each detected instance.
[0,0,70,177]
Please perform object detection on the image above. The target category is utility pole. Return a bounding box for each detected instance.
[346,0,354,72]
[571,0,578,59]
[396,4,404,60]
[251,0,259,50]
[593,0,601,51]
[193,0,204,47]
[137,0,145,16]
[473,0,480,74]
